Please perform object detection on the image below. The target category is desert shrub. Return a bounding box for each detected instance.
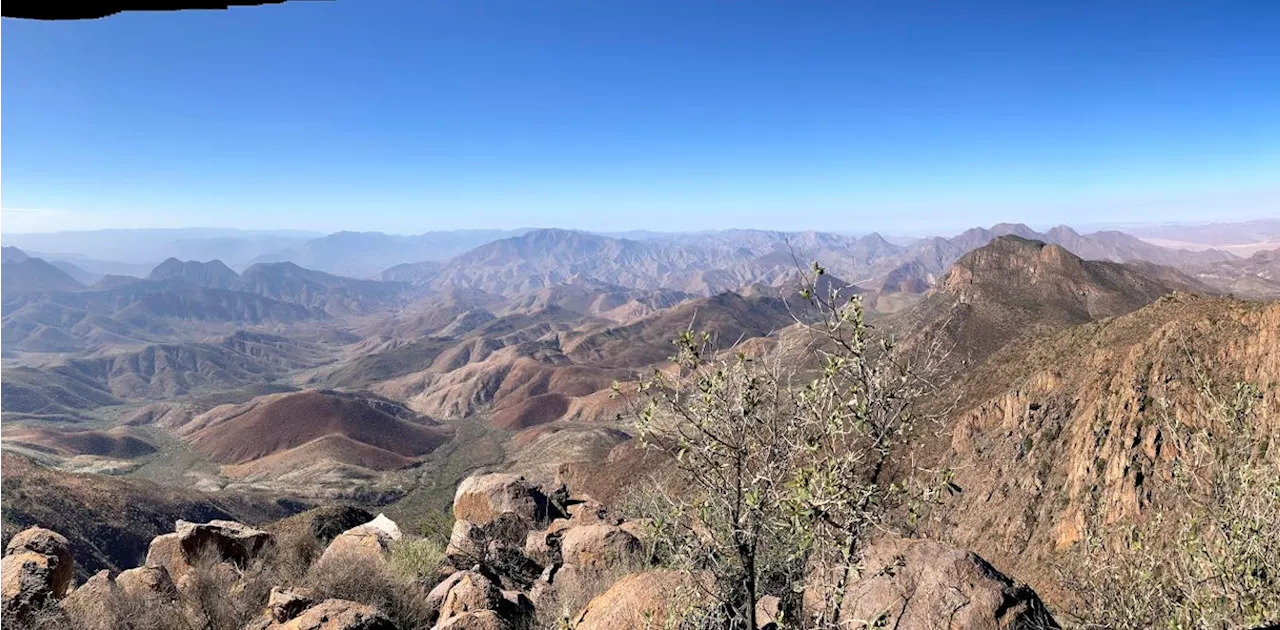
[389,537,446,581]
[266,521,324,583]
[2,602,75,630]
[304,546,435,630]
[626,262,952,629]
[416,510,455,547]
[1069,371,1280,629]
[183,544,265,630]
[533,554,652,630]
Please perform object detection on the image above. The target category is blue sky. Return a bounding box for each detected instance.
[3,0,1278,235]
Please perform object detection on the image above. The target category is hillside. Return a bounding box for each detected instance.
[182,390,454,469]
[0,452,303,578]
[891,235,1213,367]
[916,294,1280,607]
[65,332,327,398]
[1,256,85,296]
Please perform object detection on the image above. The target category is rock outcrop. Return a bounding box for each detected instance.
[1,527,75,619]
[319,513,403,564]
[807,537,1061,629]
[246,598,398,630]
[452,474,550,532]
[572,569,711,630]
[146,519,274,586]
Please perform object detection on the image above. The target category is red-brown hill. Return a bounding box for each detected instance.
[184,389,453,468]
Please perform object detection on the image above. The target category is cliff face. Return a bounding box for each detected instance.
[926,294,1280,605]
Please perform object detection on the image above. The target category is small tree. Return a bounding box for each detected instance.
[626,262,950,629]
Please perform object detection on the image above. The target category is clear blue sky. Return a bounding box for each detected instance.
[3,0,1278,235]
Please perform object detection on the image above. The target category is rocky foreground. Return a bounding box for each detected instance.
[2,472,1060,629]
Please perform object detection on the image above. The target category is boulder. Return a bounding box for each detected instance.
[174,519,273,566]
[559,524,642,570]
[425,570,470,622]
[1,527,75,618]
[116,565,177,600]
[145,534,190,583]
[60,570,116,624]
[272,506,376,549]
[573,570,711,630]
[452,474,549,530]
[445,520,485,565]
[319,514,402,565]
[433,609,509,630]
[247,598,396,630]
[756,594,781,629]
[566,499,617,525]
[145,519,273,587]
[521,527,564,567]
[809,537,1060,630]
[266,587,317,623]
[439,570,503,621]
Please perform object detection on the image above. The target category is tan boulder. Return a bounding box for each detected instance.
[756,594,781,629]
[266,587,317,623]
[60,570,116,625]
[521,521,571,567]
[174,519,273,566]
[319,514,402,565]
[1,527,75,618]
[145,533,191,583]
[433,609,509,630]
[566,499,616,525]
[248,598,396,630]
[452,474,548,529]
[425,570,470,620]
[445,520,485,565]
[146,519,273,586]
[573,570,711,630]
[439,571,503,621]
[559,524,642,570]
[116,565,177,600]
[809,537,1060,630]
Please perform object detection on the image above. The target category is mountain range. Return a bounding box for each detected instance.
[2,218,1278,623]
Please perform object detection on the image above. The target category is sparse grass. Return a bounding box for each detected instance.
[389,537,446,581]
[304,546,436,630]
[533,556,652,630]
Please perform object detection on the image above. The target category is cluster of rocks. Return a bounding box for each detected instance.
[1,471,1061,629]
[434,473,1061,629]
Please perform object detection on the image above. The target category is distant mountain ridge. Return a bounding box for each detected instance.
[392,223,1237,300]
[250,229,533,277]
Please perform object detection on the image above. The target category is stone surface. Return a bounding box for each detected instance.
[116,565,177,599]
[144,533,190,583]
[249,598,397,630]
[573,570,711,630]
[173,519,273,567]
[445,520,485,564]
[319,514,403,565]
[1,527,75,619]
[59,570,116,624]
[559,524,642,570]
[144,519,273,593]
[433,609,510,630]
[756,594,782,629]
[268,587,317,623]
[808,537,1061,630]
[439,570,503,621]
[452,474,548,529]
